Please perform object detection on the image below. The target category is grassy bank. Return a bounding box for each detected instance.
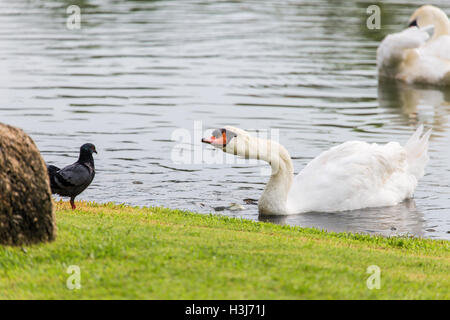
[0,201,448,299]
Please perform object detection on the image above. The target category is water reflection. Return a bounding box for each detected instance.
[260,199,425,237]
[1,0,449,239]
[378,78,450,130]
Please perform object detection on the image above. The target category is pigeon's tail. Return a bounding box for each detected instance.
[47,165,60,175]
[46,165,60,193]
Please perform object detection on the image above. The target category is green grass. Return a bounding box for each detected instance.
[0,201,449,299]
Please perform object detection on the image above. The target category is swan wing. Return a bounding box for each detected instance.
[377,27,429,76]
[287,141,417,213]
[397,36,450,84]
[421,35,450,60]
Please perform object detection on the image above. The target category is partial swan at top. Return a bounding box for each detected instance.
[377,5,450,85]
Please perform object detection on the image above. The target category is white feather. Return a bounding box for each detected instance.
[377,27,429,76]
[377,5,450,85]
[214,126,431,215]
[286,127,431,213]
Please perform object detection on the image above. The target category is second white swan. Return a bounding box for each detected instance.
[377,5,450,85]
[202,126,431,215]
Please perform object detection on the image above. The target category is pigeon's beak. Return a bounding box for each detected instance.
[93,148,98,154]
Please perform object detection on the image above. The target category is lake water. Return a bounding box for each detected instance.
[1,0,449,239]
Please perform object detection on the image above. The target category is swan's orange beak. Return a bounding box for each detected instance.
[202,132,227,146]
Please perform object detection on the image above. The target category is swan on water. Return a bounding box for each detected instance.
[377,5,450,85]
[202,126,431,215]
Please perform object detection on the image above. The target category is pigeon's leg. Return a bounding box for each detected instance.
[70,198,76,210]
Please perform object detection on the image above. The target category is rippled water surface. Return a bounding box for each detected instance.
[1,0,449,239]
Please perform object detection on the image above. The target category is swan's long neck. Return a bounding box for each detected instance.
[252,138,294,215]
[430,9,450,39]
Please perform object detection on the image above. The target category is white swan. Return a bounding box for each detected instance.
[377,5,450,85]
[202,126,431,215]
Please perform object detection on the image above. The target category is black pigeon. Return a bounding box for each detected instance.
[47,143,97,210]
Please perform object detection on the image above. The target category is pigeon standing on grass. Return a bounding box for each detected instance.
[47,143,97,210]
